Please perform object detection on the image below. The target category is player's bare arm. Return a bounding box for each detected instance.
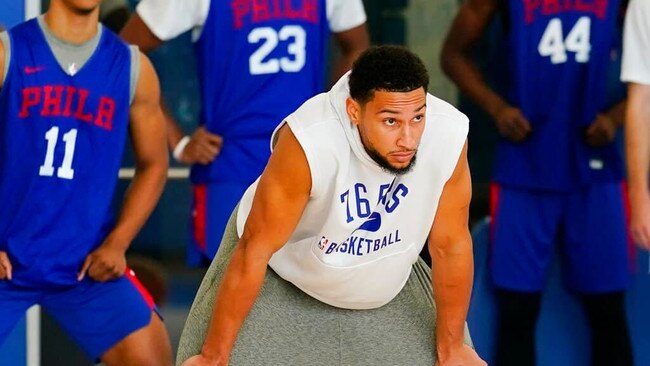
[428,142,485,366]
[441,0,531,142]
[119,15,222,164]
[119,13,164,53]
[78,52,168,282]
[626,83,650,248]
[183,124,311,366]
[332,23,370,80]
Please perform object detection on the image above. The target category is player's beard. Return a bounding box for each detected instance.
[363,144,417,176]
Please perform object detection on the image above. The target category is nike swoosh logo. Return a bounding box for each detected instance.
[24,66,45,74]
[355,212,382,233]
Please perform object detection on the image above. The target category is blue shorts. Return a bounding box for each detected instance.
[188,182,247,266]
[0,269,157,360]
[489,182,633,293]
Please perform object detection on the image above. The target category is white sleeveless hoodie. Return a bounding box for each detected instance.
[237,74,469,309]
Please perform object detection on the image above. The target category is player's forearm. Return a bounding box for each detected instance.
[332,44,367,81]
[331,24,370,81]
[625,84,650,199]
[162,101,186,151]
[332,51,359,82]
[430,233,473,358]
[201,242,270,362]
[441,48,507,121]
[110,158,167,250]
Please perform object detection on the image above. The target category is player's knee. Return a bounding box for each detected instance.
[102,315,172,366]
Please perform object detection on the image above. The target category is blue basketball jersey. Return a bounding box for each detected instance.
[191,0,329,185]
[0,20,131,287]
[493,0,624,191]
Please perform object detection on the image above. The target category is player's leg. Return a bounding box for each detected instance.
[100,311,172,366]
[564,182,633,366]
[494,289,541,366]
[489,184,561,366]
[42,270,172,365]
[0,282,37,345]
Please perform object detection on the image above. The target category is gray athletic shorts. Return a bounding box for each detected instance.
[176,206,473,365]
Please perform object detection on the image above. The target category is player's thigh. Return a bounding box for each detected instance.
[490,184,563,291]
[42,271,165,362]
[0,282,37,344]
[563,182,632,293]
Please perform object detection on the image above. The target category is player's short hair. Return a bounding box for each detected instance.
[349,45,429,105]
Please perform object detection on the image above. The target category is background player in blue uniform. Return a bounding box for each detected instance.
[442,0,632,365]
[119,0,370,266]
[0,0,172,364]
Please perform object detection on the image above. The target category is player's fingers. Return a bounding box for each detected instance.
[205,133,223,146]
[585,121,600,135]
[515,117,532,134]
[585,132,600,147]
[195,143,219,160]
[92,256,125,282]
[184,149,210,165]
[0,266,7,280]
[0,254,11,280]
[201,143,220,158]
[77,256,93,281]
[0,257,12,280]
[508,123,529,142]
[87,259,108,281]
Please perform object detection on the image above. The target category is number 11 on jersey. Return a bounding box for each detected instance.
[39,126,77,180]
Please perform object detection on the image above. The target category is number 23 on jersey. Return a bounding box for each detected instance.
[248,25,306,75]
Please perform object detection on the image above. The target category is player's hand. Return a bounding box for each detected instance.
[77,240,127,282]
[585,114,617,147]
[0,251,12,280]
[630,194,650,250]
[493,105,532,142]
[435,344,486,366]
[180,126,223,165]
[181,353,227,366]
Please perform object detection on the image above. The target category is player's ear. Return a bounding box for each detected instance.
[346,97,362,126]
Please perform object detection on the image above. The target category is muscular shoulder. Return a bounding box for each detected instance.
[131,51,160,109]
